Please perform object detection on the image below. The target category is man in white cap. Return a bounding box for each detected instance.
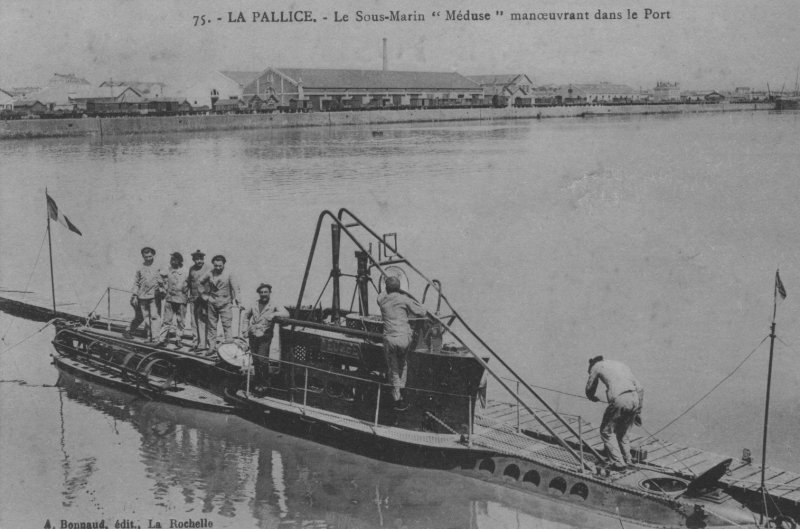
[585,356,644,471]
[376,275,427,411]
[157,252,189,345]
[126,246,162,341]
[187,249,210,349]
[242,283,289,382]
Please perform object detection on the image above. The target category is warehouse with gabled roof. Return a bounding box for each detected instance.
[243,68,483,111]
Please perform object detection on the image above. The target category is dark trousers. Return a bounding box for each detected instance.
[249,334,274,381]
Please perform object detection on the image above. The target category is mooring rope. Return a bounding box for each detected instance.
[0,320,55,356]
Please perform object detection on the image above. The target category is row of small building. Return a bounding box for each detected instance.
[0,71,763,117]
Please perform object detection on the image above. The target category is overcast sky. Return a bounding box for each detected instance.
[2,0,798,91]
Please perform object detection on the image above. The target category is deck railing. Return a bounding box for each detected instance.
[287,208,602,470]
[244,348,474,434]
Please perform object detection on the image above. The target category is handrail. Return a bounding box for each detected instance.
[249,348,475,400]
[334,208,603,467]
[289,209,598,468]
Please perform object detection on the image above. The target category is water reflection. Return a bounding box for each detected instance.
[55,371,639,529]
[4,112,800,526]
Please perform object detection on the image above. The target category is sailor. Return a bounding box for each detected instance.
[376,275,428,411]
[199,254,240,352]
[157,252,189,345]
[187,249,210,350]
[585,356,644,471]
[126,246,163,342]
[241,283,289,381]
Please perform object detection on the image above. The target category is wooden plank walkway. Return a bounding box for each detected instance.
[479,399,800,503]
[471,416,592,469]
[241,391,467,449]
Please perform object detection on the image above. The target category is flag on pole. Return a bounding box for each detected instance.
[46,193,82,236]
[775,270,787,300]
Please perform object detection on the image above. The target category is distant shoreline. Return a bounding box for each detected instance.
[0,101,775,140]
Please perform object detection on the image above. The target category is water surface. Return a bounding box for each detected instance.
[1,111,799,528]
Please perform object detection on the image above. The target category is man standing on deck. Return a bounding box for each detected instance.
[376,275,428,411]
[200,254,240,352]
[187,250,210,350]
[157,252,189,345]
[242,283,289,382]
[585,356,644,471]
[126,246,163,342]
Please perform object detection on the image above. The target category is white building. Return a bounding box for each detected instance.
[177,71,260,109]
[558,83,643,103]
[653,82,681,102]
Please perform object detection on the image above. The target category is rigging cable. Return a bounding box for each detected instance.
[0,320,55,356]
[502,336,770,445]
[55,237,86,315]
[0,227,49,344]
[644,334,768,441]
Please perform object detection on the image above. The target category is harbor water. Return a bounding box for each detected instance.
[1,111,799,528]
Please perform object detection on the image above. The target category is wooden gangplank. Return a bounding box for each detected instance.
[479,400,800,503]
[722,461,800,504]
[481,400,729,477]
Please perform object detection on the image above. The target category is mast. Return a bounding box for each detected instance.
[760,270,783,521]
[355,250,370,316]
[331,223,341,321]
[46,188,57,315]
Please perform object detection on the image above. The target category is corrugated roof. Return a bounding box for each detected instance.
[30,85,95,104]
[466,74,525,85]
[13,99,45,107]
[219,71,262,88]
[70,86,143,100]
[215,98,245,105]
[101,81,167,95]
[571,83,636,94]
[48,73,91,86]
[268,68,481,90]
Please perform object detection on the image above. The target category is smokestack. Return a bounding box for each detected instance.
[382,38,388,71]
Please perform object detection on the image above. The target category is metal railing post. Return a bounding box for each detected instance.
[468,396,473,448]
[303,367,308,412]
[516,380,521,433]
[374,383,381,426]
[579,416,584,474]
[245,352,251,397]
[107,287,111,330]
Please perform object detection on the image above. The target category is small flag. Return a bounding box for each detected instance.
[776,270,787,300]
[46,193,82,236]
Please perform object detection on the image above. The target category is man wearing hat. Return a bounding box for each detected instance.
[199,254,241,351]
[376,275,428,411]
[126,246,163,341]
[585,356,644,471]
[157,252,189,345]
[241,283,289,382]
[187,250,210,349]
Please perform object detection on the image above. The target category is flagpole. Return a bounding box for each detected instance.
[46,188,57,315]
[759,270,780,521]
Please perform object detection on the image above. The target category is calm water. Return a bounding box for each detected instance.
[1,111,800,528]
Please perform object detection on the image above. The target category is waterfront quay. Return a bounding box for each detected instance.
[0,101,775,140]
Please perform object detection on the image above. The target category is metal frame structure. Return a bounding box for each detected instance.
[290,208,606,470]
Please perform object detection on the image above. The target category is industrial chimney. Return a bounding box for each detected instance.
[382,38,388,71]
